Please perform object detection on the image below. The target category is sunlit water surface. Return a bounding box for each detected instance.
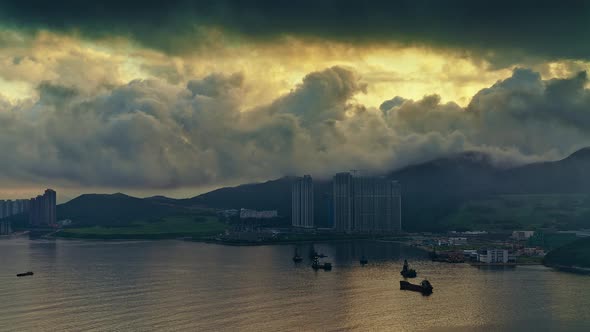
[1,238,589,331]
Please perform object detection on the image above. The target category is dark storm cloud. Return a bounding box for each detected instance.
[0,1,589,63]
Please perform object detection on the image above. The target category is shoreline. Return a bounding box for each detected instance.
[545,264,590,275]
[50,231,379,245]
[193,236,379,246]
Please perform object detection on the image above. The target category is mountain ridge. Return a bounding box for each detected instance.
[56,148,590,231]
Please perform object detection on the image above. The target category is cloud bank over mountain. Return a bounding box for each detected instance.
[1,66,589,190]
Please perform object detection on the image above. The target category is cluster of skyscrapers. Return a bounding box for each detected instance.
[292,173,402,233]
[0,189,57,227]
[0,199,30,219]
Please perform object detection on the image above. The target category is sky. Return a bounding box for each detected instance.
[1,0,590,202]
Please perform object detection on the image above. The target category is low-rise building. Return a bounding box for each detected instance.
[449,237,468,246]
[522,247,546,256]
[239,208,278,219]
[512,231,535,241]
[57,219,73,227]
[477,249,515,263]
[461,231,488,236]
[219,209,239,219]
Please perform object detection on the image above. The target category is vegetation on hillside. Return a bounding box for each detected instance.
[58,215,227,239]
[443,194,590,231]
[544,237,590,268]
[57,193,215,226]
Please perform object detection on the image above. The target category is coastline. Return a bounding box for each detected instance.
[51,231,378,245]
[193,235,377,246]
[24,232,579,270]
[544,264,590,275]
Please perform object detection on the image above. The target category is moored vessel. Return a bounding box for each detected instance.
[311,256,332,271]
[292,248,303,263]
[400,259,417,278]
[293,248,303,263]
[400,280,433,295]
[16,271,34,277]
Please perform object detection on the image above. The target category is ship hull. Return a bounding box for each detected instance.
[400,281,432,295]
[16,272,34,277]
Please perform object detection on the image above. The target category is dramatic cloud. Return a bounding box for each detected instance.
[0,0,588,65]
[1,66,590,193]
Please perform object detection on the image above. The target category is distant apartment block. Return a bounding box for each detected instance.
[292,175,314,228]
[239,208,278,219]
[511,231,535,241]
[333,172,401,234]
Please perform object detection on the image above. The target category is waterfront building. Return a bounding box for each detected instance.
[291,175,314,228]
[333,172,402,234]
[477,249,514,263]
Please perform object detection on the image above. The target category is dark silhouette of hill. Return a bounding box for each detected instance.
[57,193,183,226]
[390,151,499,195]
[183,148,590,231]
[56,147,590,231]
[179,151,502,230]
[184,177,295,211]
[501,147,590,194]
[388,151,501,231]
[182,176,333,226]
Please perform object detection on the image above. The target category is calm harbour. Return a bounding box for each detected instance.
[1,238,589,331]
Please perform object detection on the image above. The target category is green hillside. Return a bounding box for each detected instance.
[58,215,227,239]
[443,194,590,231]
[544,237,590,268]
[57,193,205,226]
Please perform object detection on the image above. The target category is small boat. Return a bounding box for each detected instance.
[400,280,433,295]
[311,256,332,271]
[292,248,303,263]
[309,246,318,259]
[400,259,417,278]
[309,245,327,259]
[360,256,368,265]
[16,271,34,277]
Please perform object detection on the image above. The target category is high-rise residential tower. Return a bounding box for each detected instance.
[333,173,401,234]
[333,172,354,233]
[28,189,57,226]
[292,175,314,228]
